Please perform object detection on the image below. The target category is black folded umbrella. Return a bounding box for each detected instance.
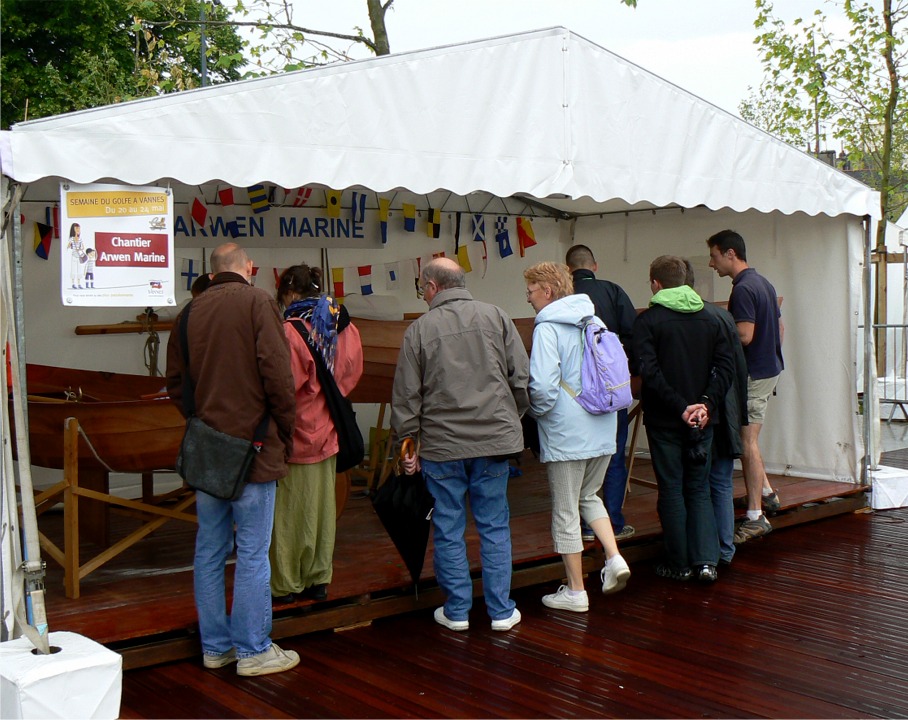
[370,442,434,587]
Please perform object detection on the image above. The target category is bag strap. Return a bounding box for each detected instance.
[179,301,269,446]
[558,321,588,397]
[288,318,345,419]
[559,379,579,398]
[178,302,197,417]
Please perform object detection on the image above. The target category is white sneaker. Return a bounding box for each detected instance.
[236,643,300,677]
[542,584,589,612]
[202,647,236,669]
[491,608,521,631]
[601,554,631,594]
[434,606,469,631]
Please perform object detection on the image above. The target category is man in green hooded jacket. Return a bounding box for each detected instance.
[633,255,735,584]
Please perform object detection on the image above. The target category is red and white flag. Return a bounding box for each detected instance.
[289,186,313,207]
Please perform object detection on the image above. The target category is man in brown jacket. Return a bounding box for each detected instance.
[166,242,298,677]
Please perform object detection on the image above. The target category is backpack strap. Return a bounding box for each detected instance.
[559,379,579,398]
[558,321,589,397]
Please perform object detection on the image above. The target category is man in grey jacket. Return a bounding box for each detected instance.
[392,258,530,633]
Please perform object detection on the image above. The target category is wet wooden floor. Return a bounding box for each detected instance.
[117,504,908,719]
[39,452,868,672]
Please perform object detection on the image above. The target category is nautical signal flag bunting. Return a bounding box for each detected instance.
[326,189,342,218]
[402,203,416,232]
[34,222,52,260]
[427,208,441,238]
[190,197,208,228]
[247,185,270,214]
[516,217,537,257]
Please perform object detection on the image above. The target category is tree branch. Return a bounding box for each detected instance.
[140,18,378,53]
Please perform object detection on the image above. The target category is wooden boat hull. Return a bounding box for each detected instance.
[16,365,184,473]
[17,316,532,471]
[349,317,534,405]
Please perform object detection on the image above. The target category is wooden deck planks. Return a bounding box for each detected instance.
[114,506,908,719]
[38,454,869,654]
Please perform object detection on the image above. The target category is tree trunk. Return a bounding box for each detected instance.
[367,0,392,56]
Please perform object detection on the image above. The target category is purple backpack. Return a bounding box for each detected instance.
[560,318,633,414]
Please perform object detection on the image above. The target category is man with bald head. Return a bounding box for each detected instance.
[167,242,299,676]
[392,258,530,633]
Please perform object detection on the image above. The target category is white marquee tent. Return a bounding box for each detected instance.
[0,27,882,643]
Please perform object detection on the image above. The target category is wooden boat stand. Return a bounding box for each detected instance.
[625,401,655,492]
[32,417,198,599]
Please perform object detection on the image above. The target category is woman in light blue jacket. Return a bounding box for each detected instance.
[525,262,631,613]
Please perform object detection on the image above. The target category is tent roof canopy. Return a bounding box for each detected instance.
[0,27,880,219]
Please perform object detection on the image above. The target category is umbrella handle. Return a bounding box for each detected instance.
[400,437,416,461]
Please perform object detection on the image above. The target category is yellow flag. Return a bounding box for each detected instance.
[325,189,342,218]
[456,243,472,273]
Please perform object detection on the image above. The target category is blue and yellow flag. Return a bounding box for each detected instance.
[402,203,416,232]
[247,184,270,214]
[379,197,391,245]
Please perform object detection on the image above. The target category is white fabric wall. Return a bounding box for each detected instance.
[15,202,865,483]
[573,207,864,483]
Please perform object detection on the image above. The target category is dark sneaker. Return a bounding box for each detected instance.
[301,584,328,601]
[733,515,772,544]
[697,565,718,583]
[735,493,781,515]
[614,525,636,541]
[655,564,692,581]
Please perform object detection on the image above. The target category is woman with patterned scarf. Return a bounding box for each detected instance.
[270,264,363,602]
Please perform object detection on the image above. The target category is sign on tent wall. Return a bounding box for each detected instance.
[59,183,175,307]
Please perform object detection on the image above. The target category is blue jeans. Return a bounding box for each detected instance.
[709,455,736,564]
[422,457,516,622]
[602,408,629,531]
[646,426,719,569]
[194,481,276,659]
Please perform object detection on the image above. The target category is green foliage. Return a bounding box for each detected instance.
[0,0,245,128]
[742,0,908,226]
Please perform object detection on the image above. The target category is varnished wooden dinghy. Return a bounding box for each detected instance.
[17,364,184,473]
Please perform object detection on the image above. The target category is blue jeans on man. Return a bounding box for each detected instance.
[194,481,276,660]
[422,457,516,623]
[603,407,629,532]
[646,425,719,570]
[709,455,736,564]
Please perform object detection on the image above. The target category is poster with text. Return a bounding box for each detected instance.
[59,182,175,307]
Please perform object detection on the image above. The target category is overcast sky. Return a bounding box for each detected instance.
[289,0,838,116]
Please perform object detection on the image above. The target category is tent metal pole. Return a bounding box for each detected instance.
[3,189,50,652]
[862,215,876,484]
[11,192,27,410]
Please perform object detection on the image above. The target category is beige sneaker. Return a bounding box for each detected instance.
[202,648,236,669]
[236,643,300,677]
